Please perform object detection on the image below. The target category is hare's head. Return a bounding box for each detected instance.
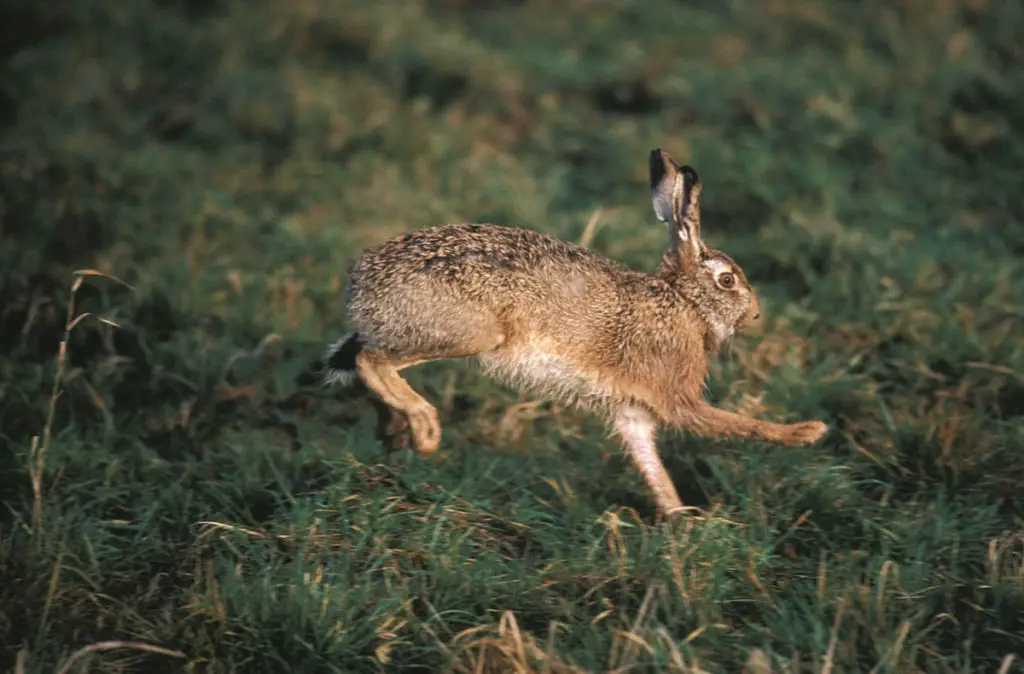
[649,149,760,346]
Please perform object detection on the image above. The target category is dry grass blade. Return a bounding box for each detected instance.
[744,648,774,674]
[578,208,603,249]
[820,599,845,674]
[448,613,589,674]
[29,272,125,537]
[67,312,121,331]
[609,583,658,668]
[52,641,186,674]
[197,520,268,538]
[72,268,134,289]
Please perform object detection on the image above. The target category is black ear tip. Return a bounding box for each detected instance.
[680,165,700,185]
[649,149,667,185]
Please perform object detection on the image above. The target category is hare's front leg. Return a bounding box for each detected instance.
[689,403,828,446]
[613,407,685,518]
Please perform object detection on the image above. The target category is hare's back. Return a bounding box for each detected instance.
[355,223,616,277]
[347,225,626,307]
[345,223,627,341]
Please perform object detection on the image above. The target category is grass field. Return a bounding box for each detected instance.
[2,0,1023,671]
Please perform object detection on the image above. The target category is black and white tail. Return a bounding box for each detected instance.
[322,332,363,387]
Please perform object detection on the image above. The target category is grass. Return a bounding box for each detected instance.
[1,0,1023,671]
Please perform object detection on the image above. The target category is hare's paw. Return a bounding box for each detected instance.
[408,404,442,457]
[378,416,411,454]
[781,420,829,446]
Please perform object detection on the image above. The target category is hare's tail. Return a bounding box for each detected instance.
[322,332,362,387]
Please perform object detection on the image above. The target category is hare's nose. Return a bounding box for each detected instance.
[748,296,762,322]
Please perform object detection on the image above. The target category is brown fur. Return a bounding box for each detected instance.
[325,149,828,517]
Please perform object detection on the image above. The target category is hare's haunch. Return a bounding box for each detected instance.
[324,149,828,517]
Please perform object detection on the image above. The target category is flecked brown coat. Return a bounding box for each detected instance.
[324,149,828,517]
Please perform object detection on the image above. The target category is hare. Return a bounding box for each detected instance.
[323,148,828,517]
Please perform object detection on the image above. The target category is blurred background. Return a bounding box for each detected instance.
[1,0,1023,672]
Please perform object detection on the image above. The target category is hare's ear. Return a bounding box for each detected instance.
[649,149,703,273]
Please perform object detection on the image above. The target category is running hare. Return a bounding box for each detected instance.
[324,149,828,517]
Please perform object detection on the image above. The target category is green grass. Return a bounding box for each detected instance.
[2,0,1023,671]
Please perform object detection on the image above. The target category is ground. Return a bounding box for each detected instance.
[1,0,1023,672]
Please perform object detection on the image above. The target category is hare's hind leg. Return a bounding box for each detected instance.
[356,350,440,456]
[355,322,507,457]
[613,407,685,518]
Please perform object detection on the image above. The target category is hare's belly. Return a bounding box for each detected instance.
[476,343,615,411]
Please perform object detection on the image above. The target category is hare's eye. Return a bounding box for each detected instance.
[718,273,736,289]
